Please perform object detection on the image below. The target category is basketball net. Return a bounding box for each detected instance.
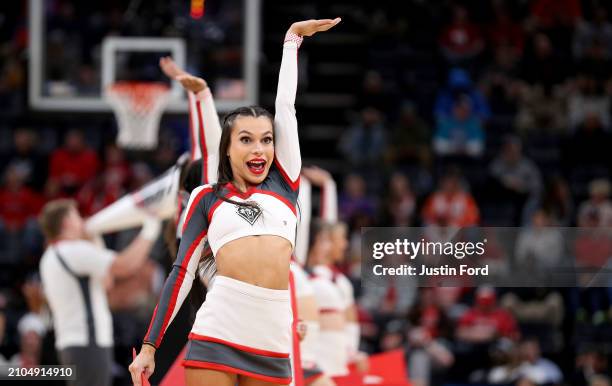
[105,81,170,150]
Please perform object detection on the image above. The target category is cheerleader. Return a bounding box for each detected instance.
[130,18,341,386]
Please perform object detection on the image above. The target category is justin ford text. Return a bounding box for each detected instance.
[370,238,489,276]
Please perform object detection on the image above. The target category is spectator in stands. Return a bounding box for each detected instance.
[489,136,542,225]
[470,338,529,384]
[456,287,519,345]
[77,145,129,217]
[405,288,455,386]
[539,176,574,226]
[384,172,416,226]
[76,172,124,217]
[514,209,565,271]
[339,107,387,169]
[567,76,610,130]
[0,165,44,232]
[481,338,523,384]
[0,128,47,191]
[572,346,610,386]
[516,338,563,385]
[439,5,484,64]
[2,313,46,367]
[501,287,564,351]
[338,173,377,224]
[422,169,480,227]
[514,81,566,135]
[387,101,431,167]
[454,287,519,380]
[434,68,491,122]
[577,179,612,227]
[0,165,44,264]
[433,94,485,157]
[573,6,612,59]
[573,211,612,322]
[49,130,99,196]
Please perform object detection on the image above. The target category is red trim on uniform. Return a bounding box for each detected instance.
[143,305,159,344]
[182,360,292,384]
[207,195,225,224]
[156,229,207,346]
[289,271,304,386]
[252,189,297,215]
[188,333,290,358]
[274,159,300,191]
[196,100,208,184]
[182,187,212,234]
[207,188,297,223]
[188,93,197,161]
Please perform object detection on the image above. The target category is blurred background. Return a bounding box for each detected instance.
[0,0,612,385]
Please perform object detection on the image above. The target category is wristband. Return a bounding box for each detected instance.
[284,31,303,49]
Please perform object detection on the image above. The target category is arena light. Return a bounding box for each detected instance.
[191,0,205,19]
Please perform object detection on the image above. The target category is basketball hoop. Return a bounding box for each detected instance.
[105,81,170,150]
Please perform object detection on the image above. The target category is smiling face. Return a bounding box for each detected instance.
[227,116,275,188]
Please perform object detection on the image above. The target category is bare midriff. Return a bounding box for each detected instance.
[215,235,292,290]
[319,312,345,330]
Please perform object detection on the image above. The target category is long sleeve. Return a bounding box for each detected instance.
[144,185,212,347]
[320,178,338,222]
[295,178,312,266]
[273,33,302,186]
[187,88,222,184]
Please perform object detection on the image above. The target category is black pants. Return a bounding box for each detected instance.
[59,346,112,386]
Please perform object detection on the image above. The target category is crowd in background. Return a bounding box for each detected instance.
[0,0,612,385]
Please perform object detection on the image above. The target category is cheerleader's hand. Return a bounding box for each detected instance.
[176,74,208,94]
[159,56,186,80]
[288,18,341,37]
[129,345,155,386]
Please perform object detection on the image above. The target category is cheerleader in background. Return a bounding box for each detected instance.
[158,56,221,289]
[293,178,336,386]
[302,166,368,373]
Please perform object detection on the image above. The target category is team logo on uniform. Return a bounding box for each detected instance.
[236,204,262,225]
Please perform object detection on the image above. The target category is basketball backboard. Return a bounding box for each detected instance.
[28,0,260,112]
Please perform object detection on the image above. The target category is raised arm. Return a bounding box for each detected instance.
[302,166,338,222]
[274,19,341,186]
[160,57,221,184]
